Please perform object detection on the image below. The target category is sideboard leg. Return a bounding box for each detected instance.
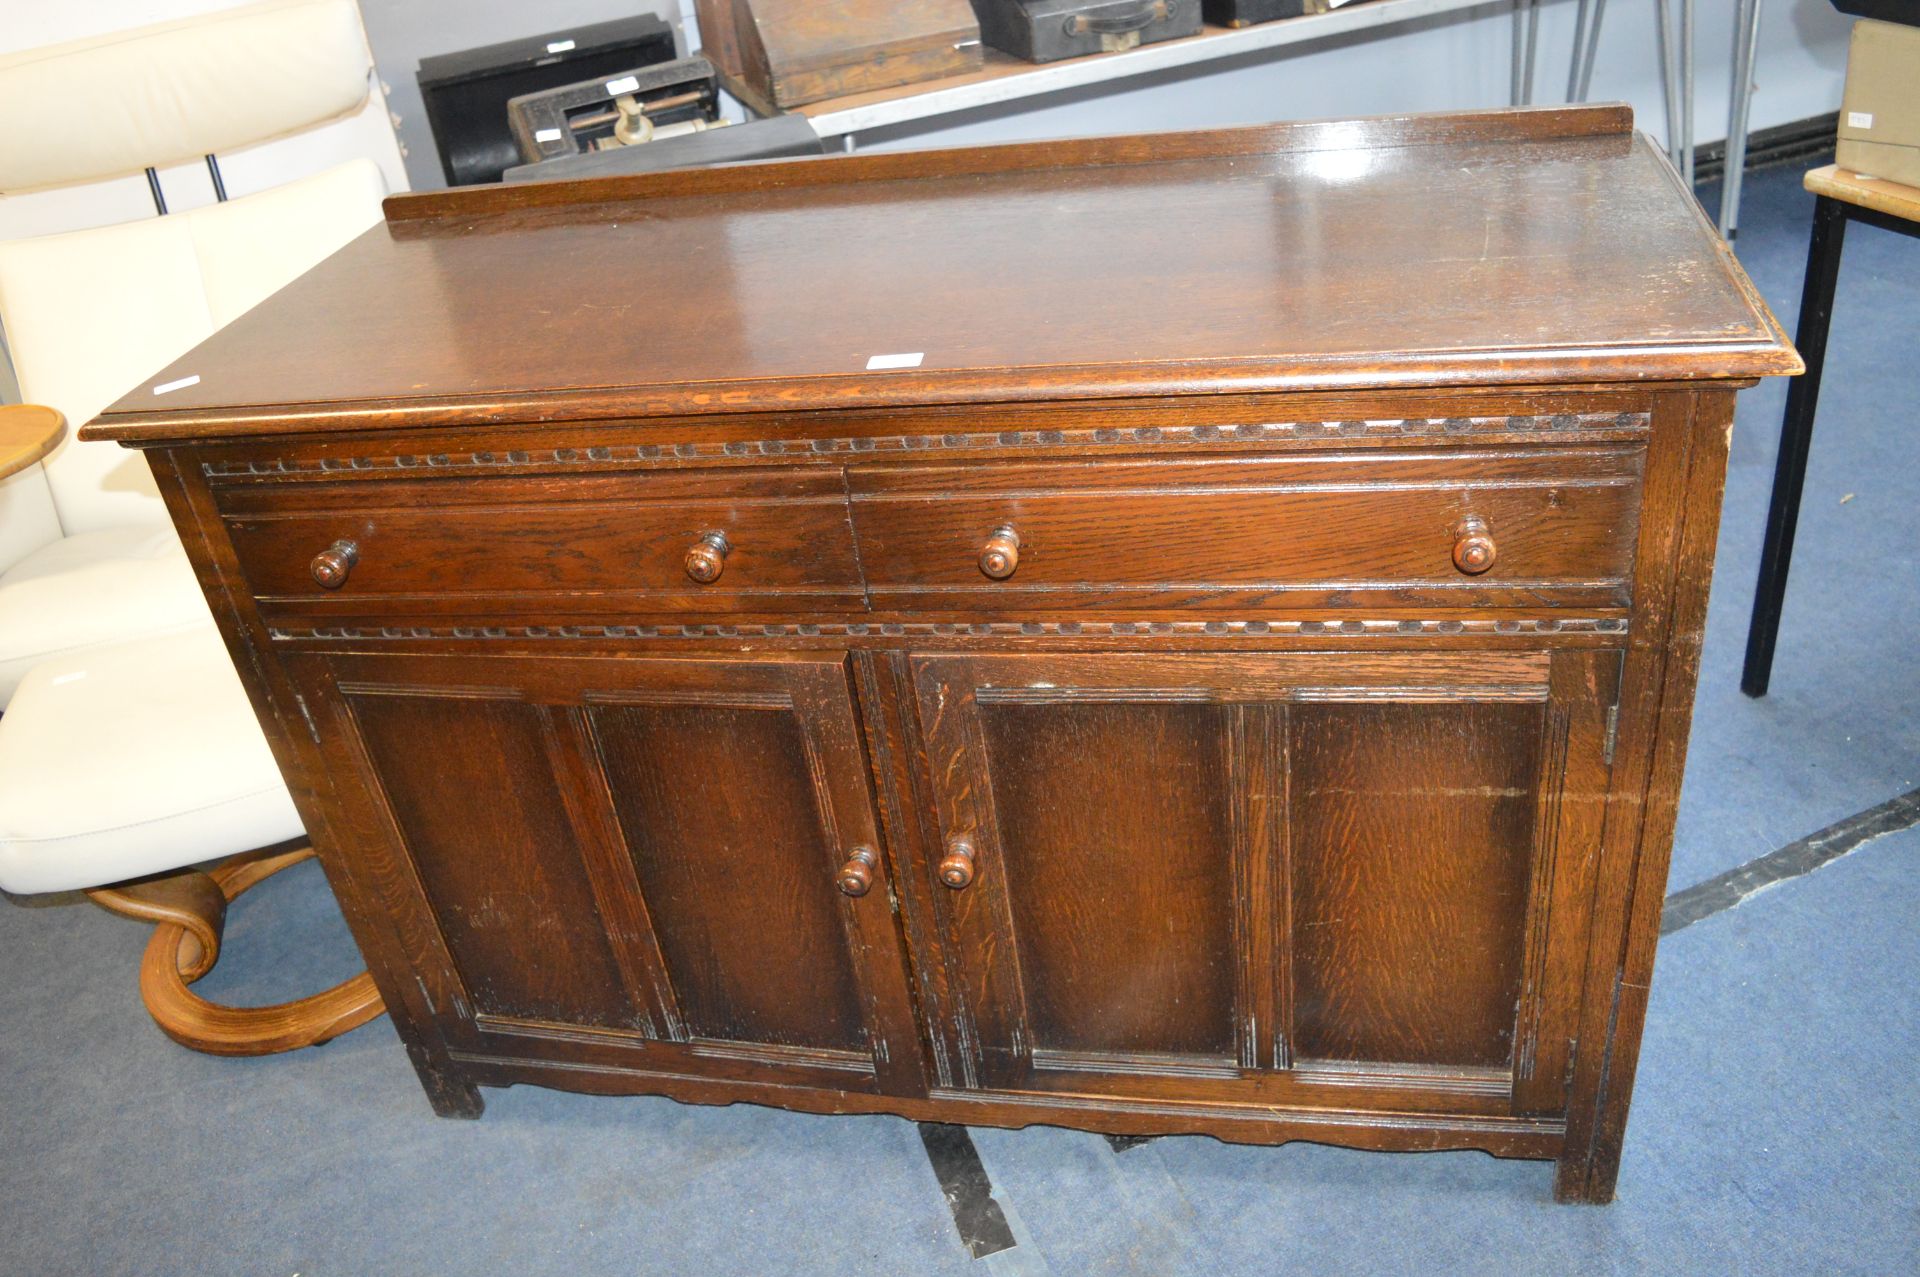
[1552,1150,1618,1205]
[407,1047,485,1119]
[422,1074,485,1120]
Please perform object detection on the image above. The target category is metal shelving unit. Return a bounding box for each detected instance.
[800,0,1521,141]
[778,0,1732,235]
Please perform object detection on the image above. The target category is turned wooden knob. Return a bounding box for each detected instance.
[978,526,1021,580]
[939,835,977,889]
[1452,517,1497,575]
[684,531,731,584]
[309,539,359,589]
[836,847,878,897]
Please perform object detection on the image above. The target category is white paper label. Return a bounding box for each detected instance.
[534,128,563,144]
[153,375,200,395]
[1848,111,1874,130]
[865,352,925,370]
[546,39,576,53]
[605,75,640,96]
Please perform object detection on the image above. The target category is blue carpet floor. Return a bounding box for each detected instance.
[2,160,1916,1275]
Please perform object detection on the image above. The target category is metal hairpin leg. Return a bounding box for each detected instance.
[1570,0,1691,178]
[1654,0,1681,167]
[1649,0,1698,180]
[1511,0,1539,106]
[1566,0,1606,101]
[1567,0,1592,100]
[1720,0,1762,237]
[1680,0,1695,186]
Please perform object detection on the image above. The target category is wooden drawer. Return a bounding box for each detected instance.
[848,447,1643,613]
[217,468,863,621]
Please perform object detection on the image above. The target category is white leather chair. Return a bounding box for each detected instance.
[0,0,385,703]
[0,0,394,1054]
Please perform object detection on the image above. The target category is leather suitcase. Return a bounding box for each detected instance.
[972,0,1201,62]
[1202,0,1329,25]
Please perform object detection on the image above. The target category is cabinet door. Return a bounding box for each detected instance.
[911,650,1616,1112]
[296,651,920,1095]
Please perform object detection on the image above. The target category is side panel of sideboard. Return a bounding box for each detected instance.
[1554,390,1736,1203]
[152,447,488,1118]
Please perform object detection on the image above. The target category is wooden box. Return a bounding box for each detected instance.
[694,0,982,113]
[84,106,1797,1204]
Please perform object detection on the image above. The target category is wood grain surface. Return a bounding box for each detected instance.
[1805,163,1920,222]
[1288,701,1543,1068]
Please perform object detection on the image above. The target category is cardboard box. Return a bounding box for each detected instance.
[1835,18,1920,189]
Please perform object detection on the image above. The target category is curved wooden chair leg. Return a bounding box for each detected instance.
[86,868,227,982]
[88,844,385,1057]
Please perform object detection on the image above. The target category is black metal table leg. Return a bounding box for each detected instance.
[1741,195,1850,698]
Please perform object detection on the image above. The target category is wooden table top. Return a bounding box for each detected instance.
[1805,164,1920,224]
[88,105,1798,445]
[0,403,65,479]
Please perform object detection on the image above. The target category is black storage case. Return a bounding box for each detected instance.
[971,0,1201,63]
[1202,0,1323,25]
[1826,0,1918,24]
[417,15,677,186]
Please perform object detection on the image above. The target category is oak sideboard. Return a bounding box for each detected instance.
[86,105,1798,1203]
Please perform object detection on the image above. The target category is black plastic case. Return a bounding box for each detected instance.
[971,0,1201,63]
[1201,0,1323,27]
[417,15,676,186]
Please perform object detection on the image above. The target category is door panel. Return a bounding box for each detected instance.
[351,692,646,1032]
[301,651,921,1094]
[589,700,867,1053]
[1287,701,1543,1069]
[977,698,1239,1063]
[912,649,1614,1112]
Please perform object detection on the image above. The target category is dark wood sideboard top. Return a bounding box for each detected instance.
[85,104,1797,444]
